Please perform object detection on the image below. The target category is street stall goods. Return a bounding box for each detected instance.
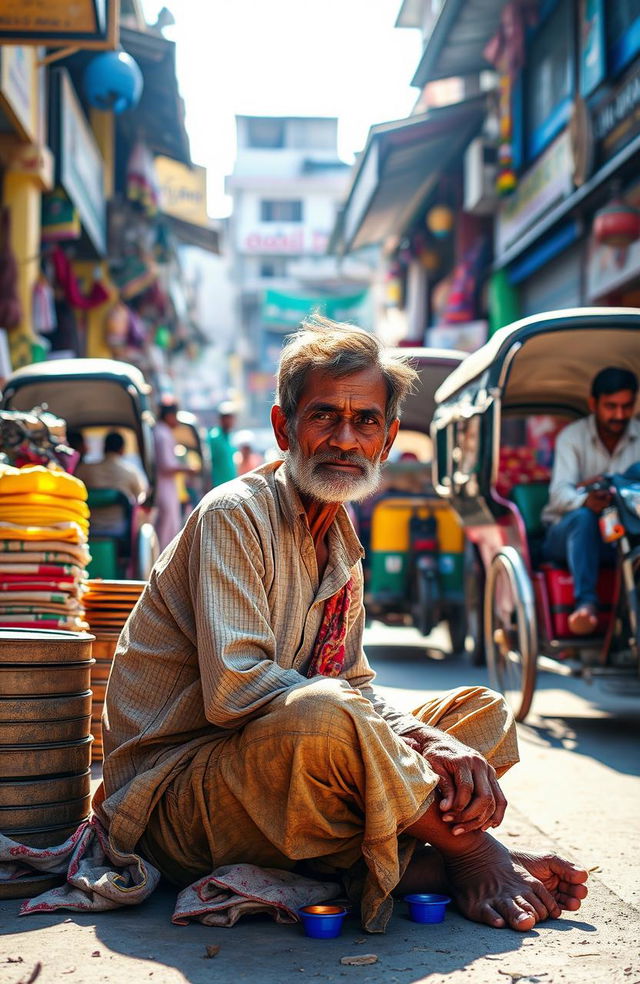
[0,628,94,897]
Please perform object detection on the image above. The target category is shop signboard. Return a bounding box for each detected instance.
[262,288,368,330]
[51,69,105,256]
[0,45,37,141]
[495,131,574,258]
[155,156,208,228]
[0,0,117,50]
[593,61,640,164]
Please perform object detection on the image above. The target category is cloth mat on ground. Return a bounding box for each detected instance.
[0,819,342,925]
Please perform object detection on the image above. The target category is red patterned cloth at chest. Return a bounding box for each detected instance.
[306,577,353,678]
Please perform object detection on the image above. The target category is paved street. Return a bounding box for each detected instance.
[1,621,639,984]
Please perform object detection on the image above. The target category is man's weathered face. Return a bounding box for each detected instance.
[275,367,398,503]
[220,413,235,433]
[590,388,636,441]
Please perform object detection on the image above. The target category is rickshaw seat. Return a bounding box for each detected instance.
[508,481,549,537]
[86,488,133,579]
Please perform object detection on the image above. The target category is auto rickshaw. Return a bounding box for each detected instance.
[1,358,159,580]
[431,308,640,721]
[362,347,473,654]
[173,409,212,514]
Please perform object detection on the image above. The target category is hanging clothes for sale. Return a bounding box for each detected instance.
[32,272,57,336]
[51,246,109,311]
[126,140,160,217]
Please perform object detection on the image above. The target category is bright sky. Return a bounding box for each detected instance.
[141,0,422,218]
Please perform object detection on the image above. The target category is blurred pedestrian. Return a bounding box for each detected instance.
[77,430,148,536]
[234,429,263,475]
[207,400,237,487]
[154,400,195,551]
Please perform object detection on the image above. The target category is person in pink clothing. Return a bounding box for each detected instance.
[153,400,195,551]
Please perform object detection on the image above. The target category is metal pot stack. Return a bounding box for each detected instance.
[83,580,145,761]
[0,629,94,870]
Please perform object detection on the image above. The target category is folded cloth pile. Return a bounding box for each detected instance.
[0,464,90,630]
[0,819,342,926]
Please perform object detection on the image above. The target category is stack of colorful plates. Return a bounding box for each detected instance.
[83,580,146,761]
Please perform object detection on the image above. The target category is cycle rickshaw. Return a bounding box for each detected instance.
[431,308,640,720]
[1,358,159,580]
[362,347,474,654]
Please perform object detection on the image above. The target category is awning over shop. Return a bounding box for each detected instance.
[337,96,485,255]
[262,289,368,329]
[411,0,507,87]
[166,215,219,254]
[119,26,190,165]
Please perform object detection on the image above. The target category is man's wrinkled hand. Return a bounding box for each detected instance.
[404,728,507,835]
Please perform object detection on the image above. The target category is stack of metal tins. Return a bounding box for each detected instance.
[0,628,94,890]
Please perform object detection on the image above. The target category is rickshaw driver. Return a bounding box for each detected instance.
[96,319,588,934]
[542,367,639,635]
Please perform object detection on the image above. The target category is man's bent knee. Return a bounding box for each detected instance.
[276,677,366,739]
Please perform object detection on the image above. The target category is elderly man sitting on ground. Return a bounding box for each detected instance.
[94,317,588,933]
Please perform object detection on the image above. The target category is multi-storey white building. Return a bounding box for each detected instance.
[226,115,372,425]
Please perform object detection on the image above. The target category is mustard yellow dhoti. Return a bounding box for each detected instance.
[139,682,518,933]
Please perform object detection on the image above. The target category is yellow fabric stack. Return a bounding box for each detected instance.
[0,464,91,631]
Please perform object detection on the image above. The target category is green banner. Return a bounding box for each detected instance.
[262,289,369,328]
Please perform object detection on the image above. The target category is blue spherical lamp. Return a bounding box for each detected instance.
[83,51,143,114]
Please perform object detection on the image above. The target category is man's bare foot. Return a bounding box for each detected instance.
[568,604,598,635]
[443,836,588,931]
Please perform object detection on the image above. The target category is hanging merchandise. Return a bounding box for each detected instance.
[41,188,81,243]
[426,205,455,239]
[484,0,538,196]
[103,299,130,355]
[110,254,157,300]
[593,195,640,250]
[32,273,57,336]
[0,207,22,332]
[52,246,110,311]
[83,50,143,114]
[126,140,160,217]
[442,239,489,324]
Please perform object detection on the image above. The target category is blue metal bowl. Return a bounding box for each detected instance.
[298,904,347,939]
[405,893,451,923]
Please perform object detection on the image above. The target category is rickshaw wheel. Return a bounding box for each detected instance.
[484,547,538,723]
[411,569,437,637]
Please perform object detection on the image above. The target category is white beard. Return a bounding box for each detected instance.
[285,438,384,503]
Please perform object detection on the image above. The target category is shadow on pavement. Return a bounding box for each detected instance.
[0,885,575,984]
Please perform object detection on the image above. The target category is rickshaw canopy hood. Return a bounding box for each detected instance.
[434,308,640,417]
[1,358,155,481]
[397,347,466,432]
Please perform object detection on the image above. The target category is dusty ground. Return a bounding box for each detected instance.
[1,626,638,984]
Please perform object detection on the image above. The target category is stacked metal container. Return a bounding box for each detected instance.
[0,629,94,870]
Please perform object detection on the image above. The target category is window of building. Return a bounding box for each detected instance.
[607,0,640,74]
[259,258,288,278]
[525,0,574,160]
[246,118,285,148]
[260,200,303,222]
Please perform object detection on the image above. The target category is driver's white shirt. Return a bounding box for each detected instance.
[543,414,640,524]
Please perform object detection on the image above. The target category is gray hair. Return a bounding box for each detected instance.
[276,315,418,427]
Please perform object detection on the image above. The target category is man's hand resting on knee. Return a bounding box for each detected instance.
[402,728,507,836]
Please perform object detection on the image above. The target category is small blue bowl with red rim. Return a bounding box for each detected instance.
[298,904,348,938]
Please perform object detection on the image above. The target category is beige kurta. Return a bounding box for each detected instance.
[95,460,517,931]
